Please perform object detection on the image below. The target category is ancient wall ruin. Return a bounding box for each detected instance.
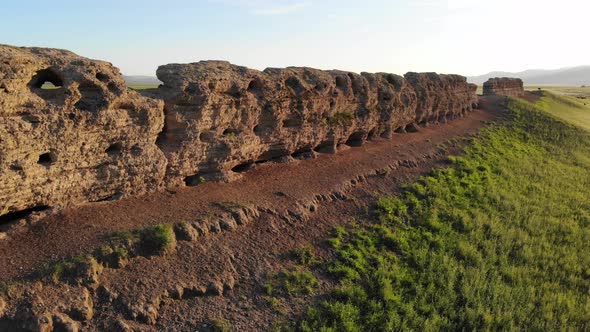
[483,77,524,97]
[0,45,478,221]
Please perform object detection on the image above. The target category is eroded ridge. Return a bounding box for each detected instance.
[146,61,478,185]
[0,45,478,223]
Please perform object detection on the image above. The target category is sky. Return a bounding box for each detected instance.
[1,0,588,77]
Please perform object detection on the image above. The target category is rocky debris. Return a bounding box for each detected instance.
[147,61,478,185]
[123,295,162,325]
[52,313,79,332]
[112,319,133,332]
[206,281,224,296]
[483,77,524,97]
[0,45,166,223]
[0,45,478,225]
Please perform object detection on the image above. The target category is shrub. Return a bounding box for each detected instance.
[266,269,318,297]
[139,224,176,256]
[291,246,316,265]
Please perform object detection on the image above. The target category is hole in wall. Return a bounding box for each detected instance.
[75,81,107,111]
[38,152,57,166]
[223,128,239,136]
[91,192,122,203]
[30,68,63,90]
[335,76,347,90]
[184,174,207,187]
[345,132,365,147]
[283,117,302,128]
[95,72,109,82]
[314,141,335,154]
[247,79,263,93]
[367,128,378,140]
[0,205,50,225]
[232,161,254,173]
[285,77,305,94]
[291,147,314,159]
[105,142,123,156]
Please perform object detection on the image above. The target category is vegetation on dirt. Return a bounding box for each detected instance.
[266,269,318,298]
[291,246,317,266]
[290,94,590,331]
[39,224,176,283]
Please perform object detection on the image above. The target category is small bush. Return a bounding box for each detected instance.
[266,269,318,298]
[291,246,316,265]
[140,224,176,256]
[44,255,101,285]
[209,318,232,332]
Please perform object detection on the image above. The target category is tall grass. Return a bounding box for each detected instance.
[292,96,590,331]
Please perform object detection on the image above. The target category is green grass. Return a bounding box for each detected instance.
[128,84,159,90]
[266,269,319,298]
[526,85,590,99]
[291,246,316,266]
[291,95,590,331]
[139,224,176,255]
[531,91,590,131]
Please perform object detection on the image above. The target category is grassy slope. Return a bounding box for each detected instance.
[287,96,590,331]
[535,91,590,131]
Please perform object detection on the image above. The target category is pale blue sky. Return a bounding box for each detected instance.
[1,0,588,76]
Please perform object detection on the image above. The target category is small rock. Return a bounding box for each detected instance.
[209,221,222,233]
[173,222,199,241]
[182,285,206,299]
[53,313,79,332]
[168,285,184,300]
[0,296,6,316]
[223,275,236,292]
[69,287,94,322]
[112,319,132,332]
[220,217,237,231]
[97,285,118,303]
[406,123,420,133]
[192,223,209,236]
[206,281,224,296]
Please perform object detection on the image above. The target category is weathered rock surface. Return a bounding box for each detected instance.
[0,45,478,222]
[483,77,524,97]
[145,61,478,185]
[0,45,167,221]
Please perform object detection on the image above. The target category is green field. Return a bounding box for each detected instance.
[534,91,590,131]
[283,94,590,331]
[128,84,159,90]
[527,86,590,99]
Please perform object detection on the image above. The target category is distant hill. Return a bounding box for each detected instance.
[468,66,590,86]
[123,75,161,86]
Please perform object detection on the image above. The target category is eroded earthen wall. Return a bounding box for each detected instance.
[483,77,524,97]
[147,62,479,186]
[0,45,167,218]
[0,46,478,220]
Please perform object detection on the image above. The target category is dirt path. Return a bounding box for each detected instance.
[0,105,500,282]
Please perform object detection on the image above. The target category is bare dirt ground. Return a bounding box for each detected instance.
[0,99,504,331]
